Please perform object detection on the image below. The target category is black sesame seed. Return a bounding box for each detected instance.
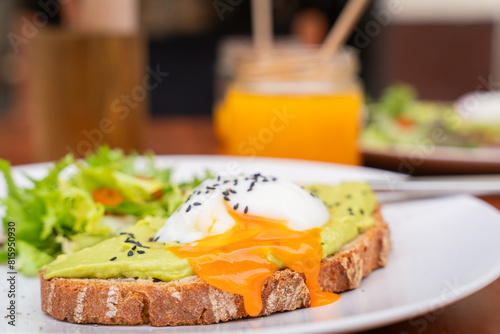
[120,232,127,235]
[346,194,352,199]
[125,238,136,244]
[197,191,201,195]
[132,245,137,250]
[128,233,135,238]
[217,175,221,181]
[262,178,268,182]
[137,250,145,254]
[206,186,215,190]
[244,206,249,214]
[110,257,117,261]
[223,180,230,184]
[186,205,192,212]
[148,237,154,242]
[233,203,239,210]
[222,191,229,196]
[234,179,238,186]
[223,196,230,201]
[137,241,150,248]
[205,190,209,194]
[229,189,236,194]
[154,236,160,242]
[127,250,133,256]
[360,209,364,215]
[213,183,220,187]
[272,177,277,181]
[193,202,201,206]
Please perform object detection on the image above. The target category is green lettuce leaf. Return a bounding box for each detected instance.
[0,146,208,275]
[16,240,53,276]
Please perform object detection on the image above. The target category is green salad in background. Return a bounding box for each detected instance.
[362,84,500,149]
[0,146,208,275]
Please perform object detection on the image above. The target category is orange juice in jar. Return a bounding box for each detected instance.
[214,48,363,165]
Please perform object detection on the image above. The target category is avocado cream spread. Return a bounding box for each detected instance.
[43,183,377,281]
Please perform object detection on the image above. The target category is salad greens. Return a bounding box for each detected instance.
[362,83,500,148]
[0,146,207,275]
[363,83,443,145]
[371,84,417,119]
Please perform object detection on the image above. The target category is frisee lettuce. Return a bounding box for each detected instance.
[0,146,205,275]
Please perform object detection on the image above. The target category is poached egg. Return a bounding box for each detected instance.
[155,173,338,316]
[155,173,330,243]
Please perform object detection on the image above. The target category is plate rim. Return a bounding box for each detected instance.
[362,143,500,165]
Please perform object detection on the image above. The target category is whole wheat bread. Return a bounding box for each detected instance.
[39,209,390,326]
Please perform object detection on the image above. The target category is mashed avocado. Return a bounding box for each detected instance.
[43,183,377,281]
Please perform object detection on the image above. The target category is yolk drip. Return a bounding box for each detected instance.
[167,208,340,316]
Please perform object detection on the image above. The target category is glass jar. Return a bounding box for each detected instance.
[214,47,363,165]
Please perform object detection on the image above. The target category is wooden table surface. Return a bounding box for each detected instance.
[0,114,499,334]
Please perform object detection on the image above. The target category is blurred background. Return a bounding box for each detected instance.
[0,0,499,174]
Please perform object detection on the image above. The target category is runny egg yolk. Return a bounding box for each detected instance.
[167,205,340,316]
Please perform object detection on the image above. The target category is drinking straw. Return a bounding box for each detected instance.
[244,0,370,79]
[318,0,371,61]
[251,0,273,51]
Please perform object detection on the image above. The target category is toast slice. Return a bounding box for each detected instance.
[39,209,390,326]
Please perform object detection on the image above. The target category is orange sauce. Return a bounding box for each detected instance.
[214,89,362,165]
[168,206,340,316]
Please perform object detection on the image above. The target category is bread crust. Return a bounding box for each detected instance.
[39,209,390,326]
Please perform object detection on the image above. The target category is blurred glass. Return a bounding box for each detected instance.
[30,28,147,161]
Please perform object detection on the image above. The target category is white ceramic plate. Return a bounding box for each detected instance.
[1,156,500,334]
